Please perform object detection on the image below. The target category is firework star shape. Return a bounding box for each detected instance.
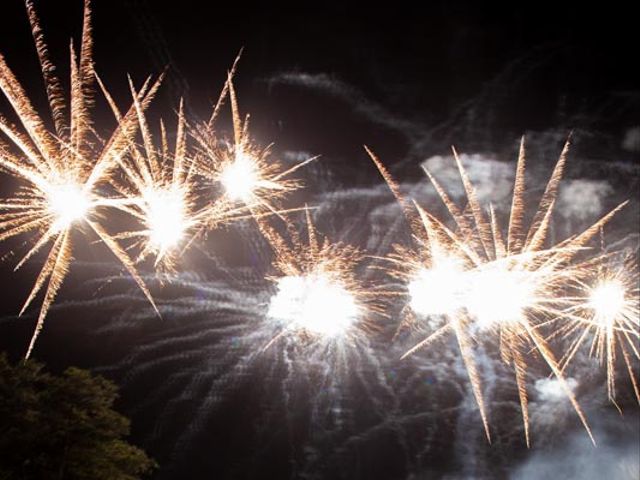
[0,0,161,358]
[367,138,628,446]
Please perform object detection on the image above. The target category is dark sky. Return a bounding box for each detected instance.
[0,2,638,479]
[1,1,638,162]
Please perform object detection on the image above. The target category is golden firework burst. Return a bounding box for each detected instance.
[559,255,639,406]
[261,209,379,347]
[0,0,159,357]
[191,66,316,224]
[367,139,627,446]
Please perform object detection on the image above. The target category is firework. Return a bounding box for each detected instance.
[560,255,640,405]
[0,0,158,357]
[262,209,376,347]
[94,83,200,273]
[0,2,636,457]
[368,139,627,445]
[192,70,315,221]
[98,89,200,271]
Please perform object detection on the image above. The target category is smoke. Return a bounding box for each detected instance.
[558,180,613,222]
[622,126,640,153]
[265,72,423,142]
[421,153,515,204]
[2,85,638,478]
[511,413,640,480]
[534,377,578,403]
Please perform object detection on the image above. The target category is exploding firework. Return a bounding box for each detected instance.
[1,3,637,462]
[192,71,315,221]
[559,255,640,405]
[368,139,627,446]
[262,209,378,346]
[104,91,200,272]
[100,87,242,273]
[0,0,159,357]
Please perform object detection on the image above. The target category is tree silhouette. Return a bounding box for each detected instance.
[0,354,156,479]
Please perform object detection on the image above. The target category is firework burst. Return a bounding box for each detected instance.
[0,0,159,357]
[105,92,202,272]
[368,139,627,446]
[192,69,315,223]
[559,255,640,405]
[261,209,379,347]
[97,85,203,273]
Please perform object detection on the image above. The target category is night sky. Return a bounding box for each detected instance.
[1,1,639,479]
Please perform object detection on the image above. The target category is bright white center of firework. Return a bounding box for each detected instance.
[220,152,258,201]
[47,182,90,229]
[144,188,186,251]
[408,258,465,316]
[589,281,625,325]
[268,273,359,337]
[466,268,533,329]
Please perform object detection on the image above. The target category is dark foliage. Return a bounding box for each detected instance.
[0,354,156,480]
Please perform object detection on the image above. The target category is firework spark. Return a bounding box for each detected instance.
[560,256,640,405]
[97,88,202,273]
[0,0,158,357]
[101,70,303,273]
[192,72,315,222]
[262,209,377,346]
[368,139,627,446]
